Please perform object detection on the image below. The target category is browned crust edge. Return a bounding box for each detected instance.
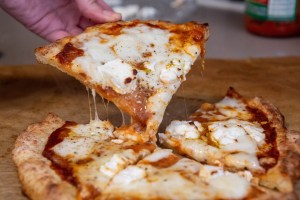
[12,113,77,200]
[248,185,298,200]
[247,96,300,194]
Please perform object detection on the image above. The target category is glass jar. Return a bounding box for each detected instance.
[245,0,300,37]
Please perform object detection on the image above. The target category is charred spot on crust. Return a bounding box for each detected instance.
[124,77,132,84]
[79,72,88,79]
[133,69,138,75]
[101,24,123,35]
[76,157,94,165]
[226,87,244,99]
[144,22,163,29]
[56,43,84,65]
[211,170,218,175]
[134,62,147,70]
[142,52,152,58]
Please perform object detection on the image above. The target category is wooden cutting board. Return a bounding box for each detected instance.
[1,57,300,199]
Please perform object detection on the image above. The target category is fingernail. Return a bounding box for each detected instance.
[114,12,122,20]
[103,10,121,20]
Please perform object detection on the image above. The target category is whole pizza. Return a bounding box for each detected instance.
[13,20,300,200]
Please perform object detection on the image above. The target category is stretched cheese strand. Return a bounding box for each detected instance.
[100,95,109,120]
[92,89,99,121]
[86,87,92,122]
[120,110,126,126]
[105,100,110,119]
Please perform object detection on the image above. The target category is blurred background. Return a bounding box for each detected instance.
[0,0,300,65]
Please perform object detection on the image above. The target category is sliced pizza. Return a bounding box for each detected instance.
[14,114,298,200]
[159,87,300,193]
[13,114,274,200]
[35,20,209,142]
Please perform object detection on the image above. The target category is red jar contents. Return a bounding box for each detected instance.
[245,0,300,37]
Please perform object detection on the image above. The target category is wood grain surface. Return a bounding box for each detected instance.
[0,57,299,199]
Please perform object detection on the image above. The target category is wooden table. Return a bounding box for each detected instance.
[1,57,300,199]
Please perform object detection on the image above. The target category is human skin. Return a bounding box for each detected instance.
[0,0,121,41]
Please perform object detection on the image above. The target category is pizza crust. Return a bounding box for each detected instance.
[248,186,298,200]
[12,114,77,200]
[248,97,300,193]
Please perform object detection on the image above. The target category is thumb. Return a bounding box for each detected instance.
[75,0,121,23]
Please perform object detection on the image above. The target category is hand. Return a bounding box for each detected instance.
[0,0,121,42]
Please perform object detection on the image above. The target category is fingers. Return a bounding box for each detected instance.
[69,26,83,35]
[46,30,70,42]
[79,16,96,29]
[46,25,84,41]
[75,0,121,23]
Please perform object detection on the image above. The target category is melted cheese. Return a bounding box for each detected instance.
[159,59,191,83]
[71,120,114,137]
[209,121,258,154]
[49,119,253,199]
[224,153,262,171]
[49,120,154,196]
[96,59,137,94]
[166,120,203,139]
[209,119,265,153]
[100,149,139,177]
[216,96,251,119]
[53,120,114,160]
[54,137,97,160]
[199,165,250,199]
[192,96,253,122]
[91,89,99,121]
[112,166,146,184]
[105,149,251,199]
[160,118,265,171]
[199,165,226,178]
[209,174,250,199]
[73,25,198,94]
[143,149,173,162]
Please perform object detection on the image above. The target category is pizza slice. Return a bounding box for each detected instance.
[35,20,209,142]
[159,87,300,193]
